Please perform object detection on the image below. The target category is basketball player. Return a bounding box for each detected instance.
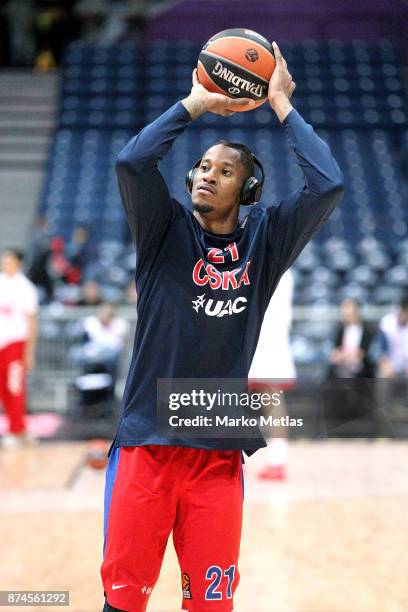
[249,269,296,480]
[0,248,38,448]
[101,42,344,611]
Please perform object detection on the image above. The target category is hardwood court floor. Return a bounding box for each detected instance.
[1,440,407,612]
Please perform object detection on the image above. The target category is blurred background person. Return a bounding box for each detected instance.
[76,301,128,384]
[328,298,375,379]
[26,216,54,303]
[370,293,408,419]
[0,248,38,448]
[78,279,103,306]
[65,224,97,283]
[249,269,296,480]
[34,1,78,70]
[324,298,376,432]
[124,279,137,305]
[375,293,408,380]
[48,236,75,285]
[70,302,128,417]
[74,0,110,44]
[4,0,36,67]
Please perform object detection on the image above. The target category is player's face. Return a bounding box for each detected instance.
[191,145,245,217]
[341,298,360,324]
[1,252,21,276]
[399,307,408,325]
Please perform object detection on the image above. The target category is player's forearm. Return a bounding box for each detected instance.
[181,93,208,120]
[283,109,344,198]
[116,102,192,173]
[269,93,293,123]
[267,109,345,271]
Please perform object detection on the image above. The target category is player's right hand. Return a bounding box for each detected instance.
[268,42,296,106]
[189,69,255,117]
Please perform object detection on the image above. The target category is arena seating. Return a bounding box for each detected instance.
[38,38,408,307]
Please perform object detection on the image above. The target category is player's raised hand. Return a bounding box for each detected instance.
[268,42,296,102]
[182,69,255,120]
[268,42,296,122]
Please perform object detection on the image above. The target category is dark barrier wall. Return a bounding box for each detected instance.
[145,0,408,55]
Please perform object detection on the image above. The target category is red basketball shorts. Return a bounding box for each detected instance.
[0,340,26,434]
[101,445,244,612]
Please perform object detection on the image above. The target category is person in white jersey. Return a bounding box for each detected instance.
[249,269,296,480]
[377,293,408,379]
[0,248,38,448]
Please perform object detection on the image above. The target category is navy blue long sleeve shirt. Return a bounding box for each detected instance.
[113,101,344,455]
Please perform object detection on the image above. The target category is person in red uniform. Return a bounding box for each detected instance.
[0,247,38,448]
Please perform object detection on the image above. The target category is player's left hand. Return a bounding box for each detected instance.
[268,42,296,106]
[190,68,255,116]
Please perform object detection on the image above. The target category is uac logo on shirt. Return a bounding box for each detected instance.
[192,294,248,317]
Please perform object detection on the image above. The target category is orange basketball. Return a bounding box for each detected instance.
[85,439,110,470]
[197,28,275,112]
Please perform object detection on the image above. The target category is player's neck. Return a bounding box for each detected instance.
[193,211,239,235]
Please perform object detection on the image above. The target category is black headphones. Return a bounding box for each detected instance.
[185,154,265,206]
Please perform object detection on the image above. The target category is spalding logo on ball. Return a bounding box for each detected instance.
[197,28,276,112]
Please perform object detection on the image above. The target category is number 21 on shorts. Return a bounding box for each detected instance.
[205,565,236,600]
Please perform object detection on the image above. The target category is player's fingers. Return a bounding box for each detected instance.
[289,82,296,98]
[192,68,199,86]
[228,97,255,108]
[273,41,289,71]
[272,41,283,64]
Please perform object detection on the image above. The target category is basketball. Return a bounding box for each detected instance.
[197,28,276,112]
[85,439,110,470]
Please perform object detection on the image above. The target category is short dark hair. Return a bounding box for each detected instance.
[401,292,408,311]
[213,140,255,181]
[3,247,24,262]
